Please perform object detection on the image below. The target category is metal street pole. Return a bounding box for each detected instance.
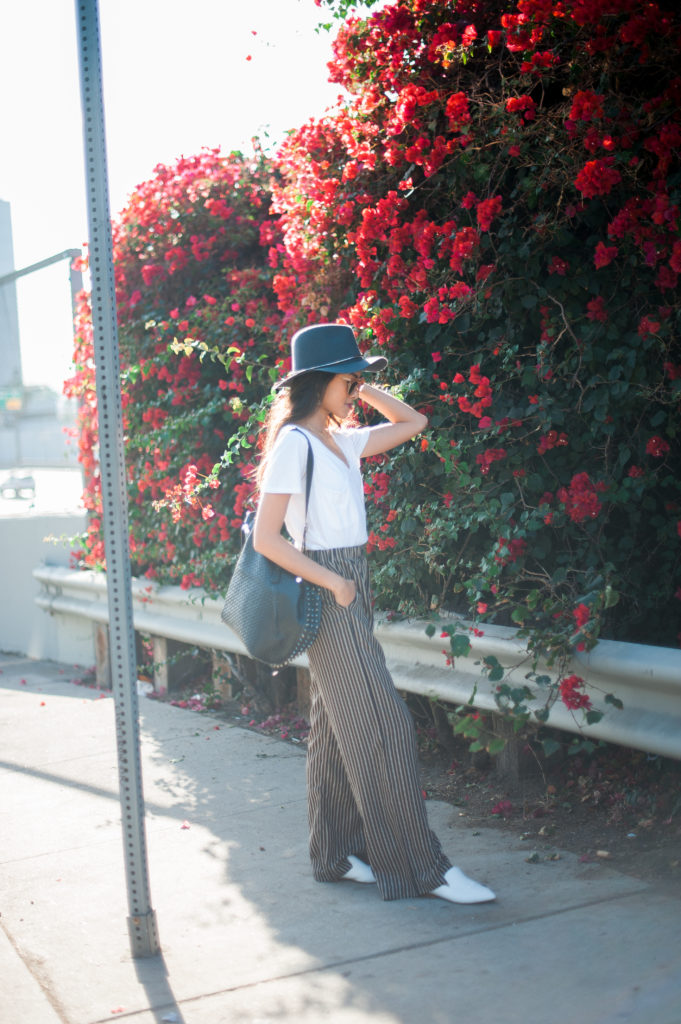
[74,0,160,957]
[0,248,82,287]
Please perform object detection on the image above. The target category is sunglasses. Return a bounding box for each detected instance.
[343,376,363,396]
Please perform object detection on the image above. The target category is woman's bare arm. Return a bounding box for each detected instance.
[252,491,356,606]
[357,383,428,457]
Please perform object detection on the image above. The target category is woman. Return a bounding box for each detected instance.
[253,323,495,904]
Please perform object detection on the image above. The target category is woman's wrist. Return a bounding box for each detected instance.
[357,381,381,400]
[322,568,344,593]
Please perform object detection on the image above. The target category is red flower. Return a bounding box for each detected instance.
[476,195,503,231]
[141,264,164,287]
[445,92,471,132]
[645,436,670,458]
[586,295,608,322]
[594,242,618,268]
[559,675,592,711]
[538,430,568,455]
[398,295,418,318]
[670,240,681,274]
[461,24,477,47]
[506,95,537,122]
[655,266,677,291]
[557,472,605,523]
[549,256,569,275]
[569,90,604,123]
[575,158,621,199]
[573,603,590,630]
[494,536,527,565]
[638,317,660,339]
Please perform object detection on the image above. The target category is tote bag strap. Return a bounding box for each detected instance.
[290,426,314,549]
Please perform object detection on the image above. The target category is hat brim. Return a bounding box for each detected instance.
[274,353,387,390]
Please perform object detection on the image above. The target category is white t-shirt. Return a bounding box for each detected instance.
[261,424,372,550]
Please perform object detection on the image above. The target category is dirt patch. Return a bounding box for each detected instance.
[417,736,681,889]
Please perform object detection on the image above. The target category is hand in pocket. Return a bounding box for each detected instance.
[333,577,357,608]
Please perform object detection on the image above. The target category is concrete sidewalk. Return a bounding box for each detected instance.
[1,653,679,1024]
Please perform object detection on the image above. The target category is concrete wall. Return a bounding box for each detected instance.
[0,512,90,663]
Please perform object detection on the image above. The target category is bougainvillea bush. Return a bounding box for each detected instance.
[68,0,681,733]
[65,148,284,589]
[268,0,681,689]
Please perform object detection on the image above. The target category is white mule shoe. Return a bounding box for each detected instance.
[431,866,496,904]
[342,855,376,884]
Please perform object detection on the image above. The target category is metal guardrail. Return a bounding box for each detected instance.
[34,565,681,760]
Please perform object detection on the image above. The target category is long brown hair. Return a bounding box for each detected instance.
[255,371,335,490]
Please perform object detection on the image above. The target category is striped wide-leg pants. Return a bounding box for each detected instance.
[305,545,451,901]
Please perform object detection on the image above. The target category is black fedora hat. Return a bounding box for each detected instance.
[274,323,387,389]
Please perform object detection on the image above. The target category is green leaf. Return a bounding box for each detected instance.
[586,710,604,725]
[542,738,562,757]
[604,694,624,710]
[425,623,436,638]
[450,634,472,658]
[487,737,507,756]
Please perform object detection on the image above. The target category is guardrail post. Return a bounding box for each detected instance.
[491,713,538,783]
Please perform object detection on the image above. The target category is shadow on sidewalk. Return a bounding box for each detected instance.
[132,695,473,1022]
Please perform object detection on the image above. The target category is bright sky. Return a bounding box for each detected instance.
[0,0,365,390]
